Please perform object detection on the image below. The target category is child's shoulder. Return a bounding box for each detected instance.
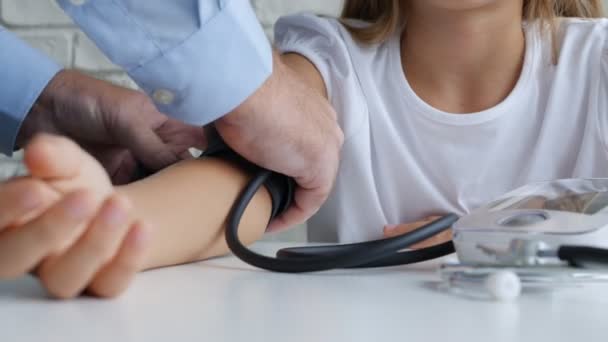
[275,12,387,52]
[546,17,608,69]
[274,12,396,81]
[275,13,348,43]
[526,18,608,68]
[555,17,608,45]
[275,13,366,36]
[558,17,608,29]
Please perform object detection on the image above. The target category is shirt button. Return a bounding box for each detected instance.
[152,89,175,105]
[70,0,87,5]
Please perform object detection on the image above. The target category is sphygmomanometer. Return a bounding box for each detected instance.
[200,127,608,299]
[202,127,458,273]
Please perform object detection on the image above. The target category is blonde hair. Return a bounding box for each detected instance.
[341,0,604,44]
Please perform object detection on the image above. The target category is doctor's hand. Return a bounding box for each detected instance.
[17,70,206,185]
[0,134,148,299]
[383,216,453,249]
[216,51,343,231]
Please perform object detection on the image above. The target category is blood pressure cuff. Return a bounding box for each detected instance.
[201,126,295,221]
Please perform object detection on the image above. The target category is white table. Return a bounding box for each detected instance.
[1,242,607,342]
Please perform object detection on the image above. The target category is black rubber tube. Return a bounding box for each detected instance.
[278,241,456,268]
[225,170,459,273]
[558,245,608,268]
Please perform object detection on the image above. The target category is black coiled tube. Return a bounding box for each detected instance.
[225,169,460,273]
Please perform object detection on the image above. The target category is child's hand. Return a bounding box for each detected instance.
[0,134,148,299]
[383,216,452,249]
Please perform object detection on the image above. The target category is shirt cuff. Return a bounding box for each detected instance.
[59,0,272,125]
[0,28,61,155]
[131,0,272,124]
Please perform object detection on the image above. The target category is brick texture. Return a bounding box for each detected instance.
[1,0,72,26]
[0,0,342,87]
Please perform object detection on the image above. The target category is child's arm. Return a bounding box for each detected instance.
[0,134,273,298]
[0,54,328,298]
[118,158,272,270]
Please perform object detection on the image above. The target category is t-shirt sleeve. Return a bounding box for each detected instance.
[597,20,608,152]
[274,13,367,140]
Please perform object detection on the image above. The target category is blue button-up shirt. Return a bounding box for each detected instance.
[0,0,272,155]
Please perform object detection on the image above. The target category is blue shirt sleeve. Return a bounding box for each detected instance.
[0,27,61,155]
[57,0,273,125]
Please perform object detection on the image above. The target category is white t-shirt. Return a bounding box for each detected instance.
[275,14,608,243]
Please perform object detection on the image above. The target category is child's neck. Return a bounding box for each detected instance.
[402,1,526,114]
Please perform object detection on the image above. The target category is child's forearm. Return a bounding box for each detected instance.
[117,158,272,270]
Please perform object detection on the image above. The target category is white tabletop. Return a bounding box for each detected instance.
[1,242,607,342]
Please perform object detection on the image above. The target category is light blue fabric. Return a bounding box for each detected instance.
[0,27,61,155]
[0,1,270,154]
[57,0,273,125]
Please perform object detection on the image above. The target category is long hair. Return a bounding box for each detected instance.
[341,0,604,44]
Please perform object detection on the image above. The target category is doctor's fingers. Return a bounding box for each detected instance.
[0,190,97,279]
[86,222,149,298]
[0,178,59,230]
[37,195,135,299]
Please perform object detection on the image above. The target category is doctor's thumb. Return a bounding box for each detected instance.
[122,128,180,172]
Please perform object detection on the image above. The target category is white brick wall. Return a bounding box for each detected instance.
[0,0,342,89]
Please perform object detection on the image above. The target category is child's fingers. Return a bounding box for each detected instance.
[0,190,96,279]
[38,195,133,299]
[0,178,55,229]
[24,134,113,200]
[86,222,149,298]
[383,216,452,248]
[410,230,453,249]
[24,134,83,180]
[383,216,442,237]
[383,222,416,238]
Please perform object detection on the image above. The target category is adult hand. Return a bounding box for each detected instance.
[215,51,344,231]
[17,70,206,184]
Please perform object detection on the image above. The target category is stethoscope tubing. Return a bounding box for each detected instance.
[225,170,459,273]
